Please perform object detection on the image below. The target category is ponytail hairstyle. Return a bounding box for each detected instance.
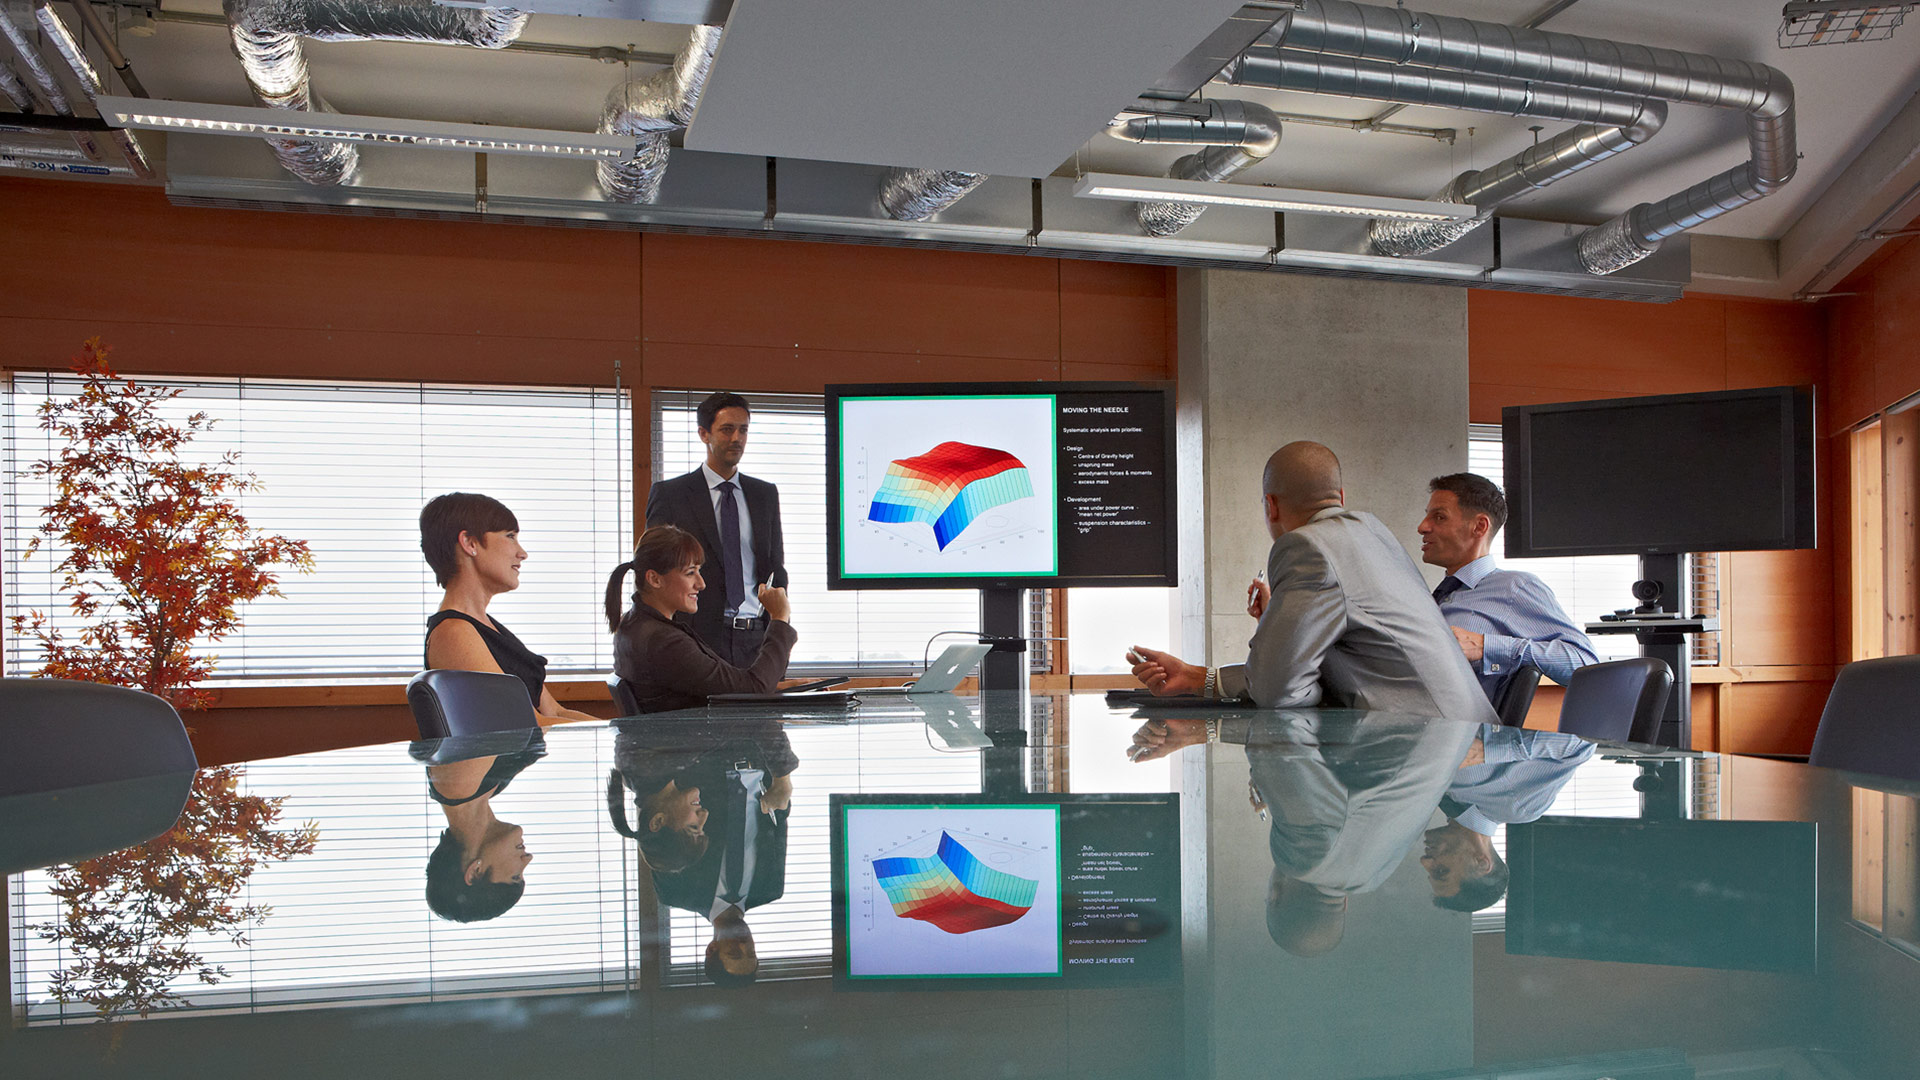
[606,767,709,874]
[605,525,706,631]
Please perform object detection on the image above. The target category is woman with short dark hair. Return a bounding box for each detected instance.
[419,492,599,727]
[605,524,796,713]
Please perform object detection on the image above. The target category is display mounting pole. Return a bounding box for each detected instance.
[1637,553,1690,749]
[979,587,1028,695]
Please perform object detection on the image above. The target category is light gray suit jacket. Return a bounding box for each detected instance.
[1220,506,1500,728]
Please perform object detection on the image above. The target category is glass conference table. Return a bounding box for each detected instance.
[4,691,1918,1080]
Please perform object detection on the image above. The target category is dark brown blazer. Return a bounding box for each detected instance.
[612,604,797,713]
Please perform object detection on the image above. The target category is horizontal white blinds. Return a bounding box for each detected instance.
[9,731,637,1023]
[653,390,1034,675]
[3,373,628,679]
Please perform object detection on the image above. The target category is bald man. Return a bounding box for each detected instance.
[1130,442,1497,727]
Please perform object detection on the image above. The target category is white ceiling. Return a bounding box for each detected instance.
[12,0,1920,250]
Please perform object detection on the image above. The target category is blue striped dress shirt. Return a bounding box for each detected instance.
[1438,555,1600,704]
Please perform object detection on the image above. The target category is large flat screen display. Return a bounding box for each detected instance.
[1503,385,1816,557]
[826,382,1176,589]
[830,793,1180,989]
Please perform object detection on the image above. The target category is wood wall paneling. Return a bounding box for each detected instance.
[1851,423,1886,660]
[1885,407,1920,656]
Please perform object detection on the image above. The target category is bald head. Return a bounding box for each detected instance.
[1262,442,1344,515]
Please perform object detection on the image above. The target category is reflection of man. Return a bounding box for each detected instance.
[612,717,795,987]
[1130,442,1496,729]
[1417,473,1597,706]
[1423,725,1594,912]
[1131,710,1478,956]
[645,392,787,666]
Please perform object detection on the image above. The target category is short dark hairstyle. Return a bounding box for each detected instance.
[1429,472,1508,536]
[421,493,518,587]
[696,392,751,433]
[605,525,707,631]
[705,941,759,988]
[1431,846,1509,912]
[425,828,525,922]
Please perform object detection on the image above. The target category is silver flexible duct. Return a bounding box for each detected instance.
[879,168,986,221]
[1275,0,1796,274]
[1370,101,1665,257]
[1225,48,1658,127]
[0,7,101,159]
[1106,98,1282,237]
[32,3,154,179]
[224,0,529,186]
[0,54,33,112]
[597,24,720,204]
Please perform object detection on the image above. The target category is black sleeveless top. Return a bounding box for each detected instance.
[424,610,549,709]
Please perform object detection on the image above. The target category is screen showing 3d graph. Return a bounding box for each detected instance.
[838,395,1059,579]
[842,804,1063,979]
[827,382,1177,589]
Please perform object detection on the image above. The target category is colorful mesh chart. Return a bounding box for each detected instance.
[871,831,1039,934]
[866,442,1035,550]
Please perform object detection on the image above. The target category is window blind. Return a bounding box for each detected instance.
[3,373,629,680]
[650,390,1050,675]
[9,730,638,1023]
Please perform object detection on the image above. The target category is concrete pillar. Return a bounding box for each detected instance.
[1176,268,1471,666]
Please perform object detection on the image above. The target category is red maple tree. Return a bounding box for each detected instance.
[13,340,319,1020]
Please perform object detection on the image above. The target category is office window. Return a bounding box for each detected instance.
[650,391,1050,675]
[4,373,629,680]
[1467,425,1646,663]
[1067,586,1175,674]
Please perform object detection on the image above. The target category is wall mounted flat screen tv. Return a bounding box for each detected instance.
[825,382,1176,589]
[1503,385,1816,557]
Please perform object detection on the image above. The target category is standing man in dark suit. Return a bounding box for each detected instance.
[645,392,787,666]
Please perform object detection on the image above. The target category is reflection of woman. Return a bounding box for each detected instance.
[411,729,547,922]
[609,717,796,986]
[605,525,796,713]
[420,492,600,727]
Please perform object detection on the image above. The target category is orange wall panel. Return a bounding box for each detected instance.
[1720,680,1832,756]
[1058,260,1176,372]
[1467,292,1729,419]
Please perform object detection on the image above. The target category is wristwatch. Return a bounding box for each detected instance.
[1202,665,1218,700]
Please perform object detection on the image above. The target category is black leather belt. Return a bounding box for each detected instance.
[725,615,768,630]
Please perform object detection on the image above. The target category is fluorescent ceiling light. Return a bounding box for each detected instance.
[94,96,639,161]
[1073,172,1475,222]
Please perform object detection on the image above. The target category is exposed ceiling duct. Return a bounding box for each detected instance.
[31,2,154,179]
[1106,98,1281,237]
[878,168,986,222]
[1267,0,1796,274]
[0,6,102,160]
[222,0,529,186]
[0,51,32,112]
[1371,104,1665,257]
[597,24,719,203]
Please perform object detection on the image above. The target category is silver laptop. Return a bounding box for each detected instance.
[858,643,993,696]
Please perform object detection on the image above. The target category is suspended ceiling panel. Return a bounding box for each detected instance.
[683,0,1252,176]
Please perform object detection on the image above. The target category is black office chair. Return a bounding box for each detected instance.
[0,677,198,874]
[1493,666,1542,728]
[1557,658,1673,745]
[606,673,641,716]
[1809,655,1920,783]
[406,669,537,740]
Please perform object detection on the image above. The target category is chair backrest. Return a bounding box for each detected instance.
[0,678,199,873]
[1493,666,1542,728]
[1558,658,1673,745]
[0,677,197,797]
[607,674,640,717]
[1809,655,1920,782]
[407,669,537,740]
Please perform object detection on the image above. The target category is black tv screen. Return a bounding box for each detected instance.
[1503,386,1816,557]
[825,382,1177,589]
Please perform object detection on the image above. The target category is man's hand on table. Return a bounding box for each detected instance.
[1127,645,1207,697]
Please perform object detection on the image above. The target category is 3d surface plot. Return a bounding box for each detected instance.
[872,832,1039,934]
[867,442,1035,549]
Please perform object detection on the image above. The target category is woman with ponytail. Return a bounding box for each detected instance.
[606,525,796,713]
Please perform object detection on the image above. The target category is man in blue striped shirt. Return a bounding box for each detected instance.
[1416,473,1599,706]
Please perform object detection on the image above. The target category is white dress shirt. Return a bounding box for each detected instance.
[701,463,761,618]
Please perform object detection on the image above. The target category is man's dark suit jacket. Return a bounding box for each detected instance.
[644,468,785,648]
[613,718,796,917]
